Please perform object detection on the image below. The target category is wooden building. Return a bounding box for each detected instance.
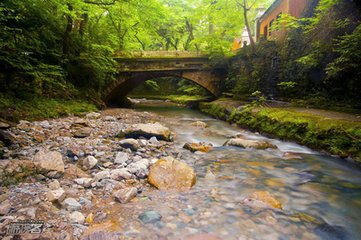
[257,0,310,41]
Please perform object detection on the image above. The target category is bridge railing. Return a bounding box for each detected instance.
[115,51,208,58]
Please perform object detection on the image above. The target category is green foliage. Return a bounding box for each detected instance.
[144,80,160,91]
[228,0,361,106]
[0,93,97,122]
[325,24,361,100]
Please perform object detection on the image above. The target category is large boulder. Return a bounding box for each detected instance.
[124,123,173,141]
[32,149,65,178]
[148,157,196,190]
[223,138,277,150]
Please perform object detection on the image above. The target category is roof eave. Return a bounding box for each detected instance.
[259,0,283,22]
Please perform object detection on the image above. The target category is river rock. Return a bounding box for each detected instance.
[124,123,173,141]
[113,187,138,203]
[83,156,98,170]
[0,120,11,129]
[138,210,162,224]
[110,169,132,180]
[48,180,61,190]
[119,138,139,151]
[93,170,110,182]
[33,149,65,178]
[127,162,148,178]
[103,116,117,122]
[185,233,221,240]
[0,130,16,146]
[0,200,11,215]
[73,118,88,127]
[70,211,85,224]
[74,178,93,187]
[243,191,282,209]
[63,198,82,211]
[47,188,66,202]
[86,112,101,119]
[74,127,92,138]
[223,138,277,150]
[114,152,129,165]
[148,136,159,145]
[148,157,196,190]
[191,121,208,128]
[183,142,213,153]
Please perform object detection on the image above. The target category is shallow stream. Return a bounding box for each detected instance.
[106,100,361,240]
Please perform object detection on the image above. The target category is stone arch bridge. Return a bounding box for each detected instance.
[104,51,226,105]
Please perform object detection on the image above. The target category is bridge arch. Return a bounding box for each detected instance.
[104,70,223,106]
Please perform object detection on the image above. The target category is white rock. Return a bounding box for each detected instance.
[139,139,148,147]
[39,120,50,129]
[93,170,110,182]
[83,156,98,170]
[110,168,133,180]
[63,198,82,211]
[74,178,93,187]
[127,162,148,178]
[103,116,116,122]
[149,137,159,145]
[86,112,101,119]
[69,211,85,224]
[114,152,129,165]
[137,158,150,168]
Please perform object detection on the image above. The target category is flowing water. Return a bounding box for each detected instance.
[106,100,361,240]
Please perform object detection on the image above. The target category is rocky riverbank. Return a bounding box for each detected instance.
[0,108,197,239]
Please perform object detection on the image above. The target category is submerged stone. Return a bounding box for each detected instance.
[243,191,282,209]
[183,142,213,153]
[223,138,277,150]
[191,121,208,128]
[138,210,162,224]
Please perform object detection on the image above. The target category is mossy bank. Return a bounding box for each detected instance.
[198,100,361,164]
[0,93,98,122]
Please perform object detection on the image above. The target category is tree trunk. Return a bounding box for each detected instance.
[63,4,73,55]
[242,0,256,52]
[79,13,89,37]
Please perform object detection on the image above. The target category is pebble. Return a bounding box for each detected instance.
[113,187,138,203]
[138,211,162,224]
